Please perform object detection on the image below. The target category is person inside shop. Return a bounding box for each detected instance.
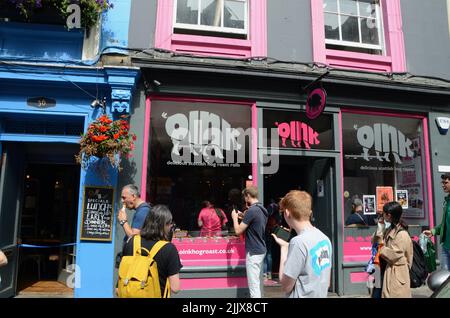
[272,190,332,298]
[197,200,228,237]
[118,184,152,239]
[120,204,182,297]
[345,198,375,226]
[223,188,244,229]
[423,172,450,270]
[231,186,268,298]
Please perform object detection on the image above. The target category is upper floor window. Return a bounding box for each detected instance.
[155,0,266,58]
[174,0,248,38]
[324,0,383,54]
[311,0,406,72]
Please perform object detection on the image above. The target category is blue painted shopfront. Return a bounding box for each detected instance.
[0,0,138,298]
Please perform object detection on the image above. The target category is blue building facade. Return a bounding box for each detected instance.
[0,0,138,298]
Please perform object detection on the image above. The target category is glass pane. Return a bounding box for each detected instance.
[176,0,199,25]
[262,110,335,150]
[323,0,338,13]
[324,13,340,40]
[340,0,358,16]
[341,15,359,42]
[224,0,245,29]
[359,0,377,18]
[148,100,252,232]
[201,0,222,27]
[342,113,427,223]
[361,18,379,45]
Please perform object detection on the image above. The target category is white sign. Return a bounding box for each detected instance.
[356,123,414,164]
[436,117,450,135]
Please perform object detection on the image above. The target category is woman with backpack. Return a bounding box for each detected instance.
[373,201,413,298]
[118,205,182,298]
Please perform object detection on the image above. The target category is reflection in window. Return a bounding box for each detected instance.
[342,113,428,228]
[324,0,383,54]
[175,0,247,36]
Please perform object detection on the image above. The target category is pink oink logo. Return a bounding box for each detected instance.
[275,121,320,149]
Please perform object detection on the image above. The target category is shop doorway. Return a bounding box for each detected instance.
[263,155,336,291]
[0,142,80,297]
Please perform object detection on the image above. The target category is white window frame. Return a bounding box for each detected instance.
[324,0,385,52]
[173,0,249,36]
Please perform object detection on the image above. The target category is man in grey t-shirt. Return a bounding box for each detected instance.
[272,190,332,298]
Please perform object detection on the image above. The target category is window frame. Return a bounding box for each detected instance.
[312,0,406,72]
[173,0,249,36]
[155,0,267,58]
[324,0,385,52]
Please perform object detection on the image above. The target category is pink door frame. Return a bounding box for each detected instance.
[140,96,258,200]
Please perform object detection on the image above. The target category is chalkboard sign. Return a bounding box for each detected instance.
[80,186,115,241]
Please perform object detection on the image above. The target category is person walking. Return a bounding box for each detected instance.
[272,190,332,298]
[423,172,450,270]
[120,205,182,297]
[374,201,413,298]
[118,184,151,239]
[231,186,268,298]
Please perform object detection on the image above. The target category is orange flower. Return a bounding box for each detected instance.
[113,133,119,140]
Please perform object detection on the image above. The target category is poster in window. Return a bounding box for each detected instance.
[396,190,409,209]
[376,186,393,212]
[80,186,114,241]
[363,195,376,215]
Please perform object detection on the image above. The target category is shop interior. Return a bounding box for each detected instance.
[17,151,79,295]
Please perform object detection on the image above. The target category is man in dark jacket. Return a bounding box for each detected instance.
[345,198,374,226]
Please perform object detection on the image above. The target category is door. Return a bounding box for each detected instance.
[308,157,336,292]
[0,143,25,298]
[263,155,337,292]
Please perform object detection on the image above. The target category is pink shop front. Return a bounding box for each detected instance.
[136,96,435,296]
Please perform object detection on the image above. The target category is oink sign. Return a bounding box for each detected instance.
[356,123,414,164]
[164,111,244,164]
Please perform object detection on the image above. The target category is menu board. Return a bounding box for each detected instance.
[80,186,115,241]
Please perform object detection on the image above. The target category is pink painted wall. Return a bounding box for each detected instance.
[155,0,267,58]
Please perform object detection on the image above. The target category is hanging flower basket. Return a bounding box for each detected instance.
[76,114,136,171]
[2,0,114,29]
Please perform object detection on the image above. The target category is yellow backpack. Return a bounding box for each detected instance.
[118,235,170,298]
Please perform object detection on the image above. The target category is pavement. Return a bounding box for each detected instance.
[263,279,433,298]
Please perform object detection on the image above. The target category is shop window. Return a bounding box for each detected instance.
[147,100,252,234]
[174,0,248,38]
[342,112,429,227]
[311,0,406,72]
[155,0,266,58]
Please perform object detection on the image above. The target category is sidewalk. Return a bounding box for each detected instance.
[264,281,433,298]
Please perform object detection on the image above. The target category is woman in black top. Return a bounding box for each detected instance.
[122,205,182,296]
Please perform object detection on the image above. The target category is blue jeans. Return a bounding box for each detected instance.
[263,233,273,275]
[441,247,450,270]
